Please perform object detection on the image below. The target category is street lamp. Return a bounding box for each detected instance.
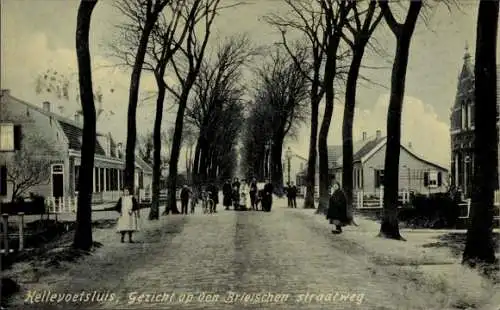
[264,141,271,180]
[285,147,292,184]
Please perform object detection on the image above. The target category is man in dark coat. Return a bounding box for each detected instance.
[326,182,348,233]
[262,179,273,212]
[289,182,297,208]
[232,178,241,193]
[286,182,292,207]
[249,178,258,210]
[180,185,191,215]
[207,183,219,212]
[222,179,232,210]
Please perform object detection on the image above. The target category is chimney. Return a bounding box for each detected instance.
[408,142,412,149]
[117,142,123,159]
[74,112,81,124]
[362,131,367,141]
[43,101,51,112]
[376,130,381,139]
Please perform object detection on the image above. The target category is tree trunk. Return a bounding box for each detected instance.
[342,49,365,223]
[73,0,97,251]
[149,79,166,220]
[271,134,285,196]
[192,137,202,184]
[380,14,420,239]
[318,36,340,214]
[164,87,192,215]
[304,92,320,209]
[462,0,498,266]
[124,14,157,194]
[318,104,333,214]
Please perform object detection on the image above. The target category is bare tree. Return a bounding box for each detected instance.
[377,0,422,240]
[186,35,252,185]
[137,131,154,165]
[341,0,383,223]
[73,0,98,251]
[316,0,353,213]
[252,47,309,194]
[162,0,224,214]
[463,0,498,267]
[147,0,199,219]
[115,0,172,194]
[6,133,58,202]
[266,1,327,209]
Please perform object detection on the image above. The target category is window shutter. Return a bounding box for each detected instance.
[0,166,7,195]
[437,172,442,186]
[424,172,429,187]
[14,125,22,150]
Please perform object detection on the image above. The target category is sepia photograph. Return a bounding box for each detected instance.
[0,0,499,309]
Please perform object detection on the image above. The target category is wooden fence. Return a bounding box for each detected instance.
[0,213,25,254]
[354,187,410,209]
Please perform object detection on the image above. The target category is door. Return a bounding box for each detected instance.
[51,164,64,199]
[52,174,64,199]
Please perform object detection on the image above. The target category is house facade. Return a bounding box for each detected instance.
[330,130,449,196]
[0,90,152,203]
[450,47,500,199]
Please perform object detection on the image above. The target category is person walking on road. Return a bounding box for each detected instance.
[286,182,292,207]
[207,183,219,213]
[262,179,274,212]
[232,178,241,194]
[289,182,297,208]
[180,185,191,215]
[327,181,348,234]
[249,178,258,210]
[115,188,140,243]
[222,179,232,210]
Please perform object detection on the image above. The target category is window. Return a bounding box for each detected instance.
[139,171,144,189]
[424,171,442,188]
[461,105,466,129]
[95,167,100,192]
[0,165,7,196]
[467,102,474,128]
[100,168,105,192]
[75,165,80,192]
[106,168,111,191]
[375,169,384,188]
[0,124,21,151]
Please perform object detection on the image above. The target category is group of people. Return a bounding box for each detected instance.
[222,178,274,212]
[180,183,219,214]
[112,178,349,243]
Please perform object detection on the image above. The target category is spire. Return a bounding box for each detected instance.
[464,41,471,61]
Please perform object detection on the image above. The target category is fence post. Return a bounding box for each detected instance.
[2,213,9,253]
[360,191,364,208]
[17,212,24,251]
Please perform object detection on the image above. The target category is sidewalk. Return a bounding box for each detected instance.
[292,198,500,310]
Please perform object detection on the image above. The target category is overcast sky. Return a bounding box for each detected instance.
[2,0,498,170]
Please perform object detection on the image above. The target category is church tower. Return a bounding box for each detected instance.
[450,44,475,198]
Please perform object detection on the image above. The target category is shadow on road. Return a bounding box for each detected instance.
[422,232,500,257]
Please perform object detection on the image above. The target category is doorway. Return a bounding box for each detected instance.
[52,164,64,199]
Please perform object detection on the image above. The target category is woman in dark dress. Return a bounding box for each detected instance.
[327,182,348,233]
[222,180,232,210]
[262,180,273,212]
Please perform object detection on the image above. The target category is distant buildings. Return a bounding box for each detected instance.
[295,129,448,197]
[0,90,152,203]
[449,47,500,198]
[330,130,448,196]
